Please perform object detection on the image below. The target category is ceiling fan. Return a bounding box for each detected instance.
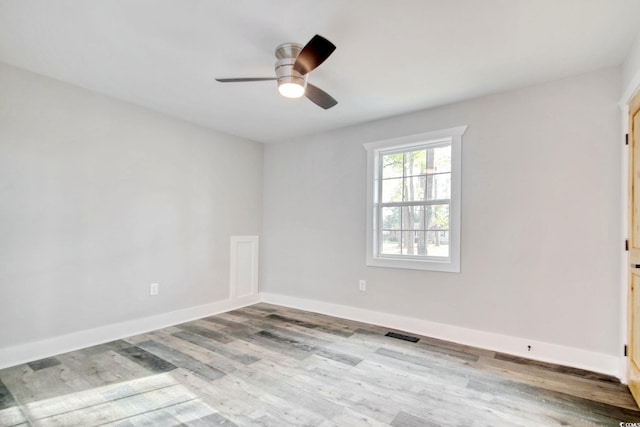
[216,34,338,109]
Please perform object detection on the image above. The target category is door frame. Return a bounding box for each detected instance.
[623,100,630,382]
[624,78,640,385]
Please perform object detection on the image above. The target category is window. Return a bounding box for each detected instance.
[364,126,467,272]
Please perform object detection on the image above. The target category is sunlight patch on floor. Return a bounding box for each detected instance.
[12,372,217,426]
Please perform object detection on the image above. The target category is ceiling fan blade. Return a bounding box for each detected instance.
[293,35,336,75]
[305,83,337,109]
[215,77,277,82]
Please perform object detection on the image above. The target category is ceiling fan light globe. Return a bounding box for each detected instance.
[279,82,305,98]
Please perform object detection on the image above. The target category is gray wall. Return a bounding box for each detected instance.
[0,63,263,348]
[0,58,626,363]
[262,67,621,356]
[623,30,640,96]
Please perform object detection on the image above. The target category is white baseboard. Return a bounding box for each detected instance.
[0,294,260,370]
[260,292,624,380]
[1,292,624,381]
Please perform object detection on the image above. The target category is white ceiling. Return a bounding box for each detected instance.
[0,1,639,143]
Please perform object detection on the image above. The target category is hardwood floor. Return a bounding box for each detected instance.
[0,303,638,426]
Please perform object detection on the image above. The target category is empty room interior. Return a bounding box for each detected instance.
[3,1,640,425]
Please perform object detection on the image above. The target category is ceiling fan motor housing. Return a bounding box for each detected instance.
[275,43,307,90]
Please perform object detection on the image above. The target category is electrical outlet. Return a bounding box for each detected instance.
[150,283,159,296]
[359,280,366,291]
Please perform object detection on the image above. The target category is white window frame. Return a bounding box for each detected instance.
[364,126,467,272]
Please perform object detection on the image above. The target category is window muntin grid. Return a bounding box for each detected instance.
[377,142,451,259]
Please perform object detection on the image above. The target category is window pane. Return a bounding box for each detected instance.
[401,231,430,255]
[427,173,450,200]
[381,230,401,254]
[381,178,403,203]
[401,206,424,230]
[405,176,426,201]
[430,145,451,173]
[414,231,428,255]
[426,231,449,257]
[381,153,403,178]
[426,204,449,230]
[404,150,426,176]
[382,207,400,230]
[402,231,417,255]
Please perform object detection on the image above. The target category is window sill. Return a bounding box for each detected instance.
[366,255,460,272]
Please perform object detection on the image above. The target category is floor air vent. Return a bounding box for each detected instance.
[385,332,419,343]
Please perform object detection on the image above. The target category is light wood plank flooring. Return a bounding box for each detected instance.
[0,303,638,426]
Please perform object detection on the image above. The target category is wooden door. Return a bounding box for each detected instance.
[628,88,640,406]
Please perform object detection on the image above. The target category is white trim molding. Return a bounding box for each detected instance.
[0,290,623,381]
[0,294,260,370]
[261,292,624,380]
[363,126,467,272]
